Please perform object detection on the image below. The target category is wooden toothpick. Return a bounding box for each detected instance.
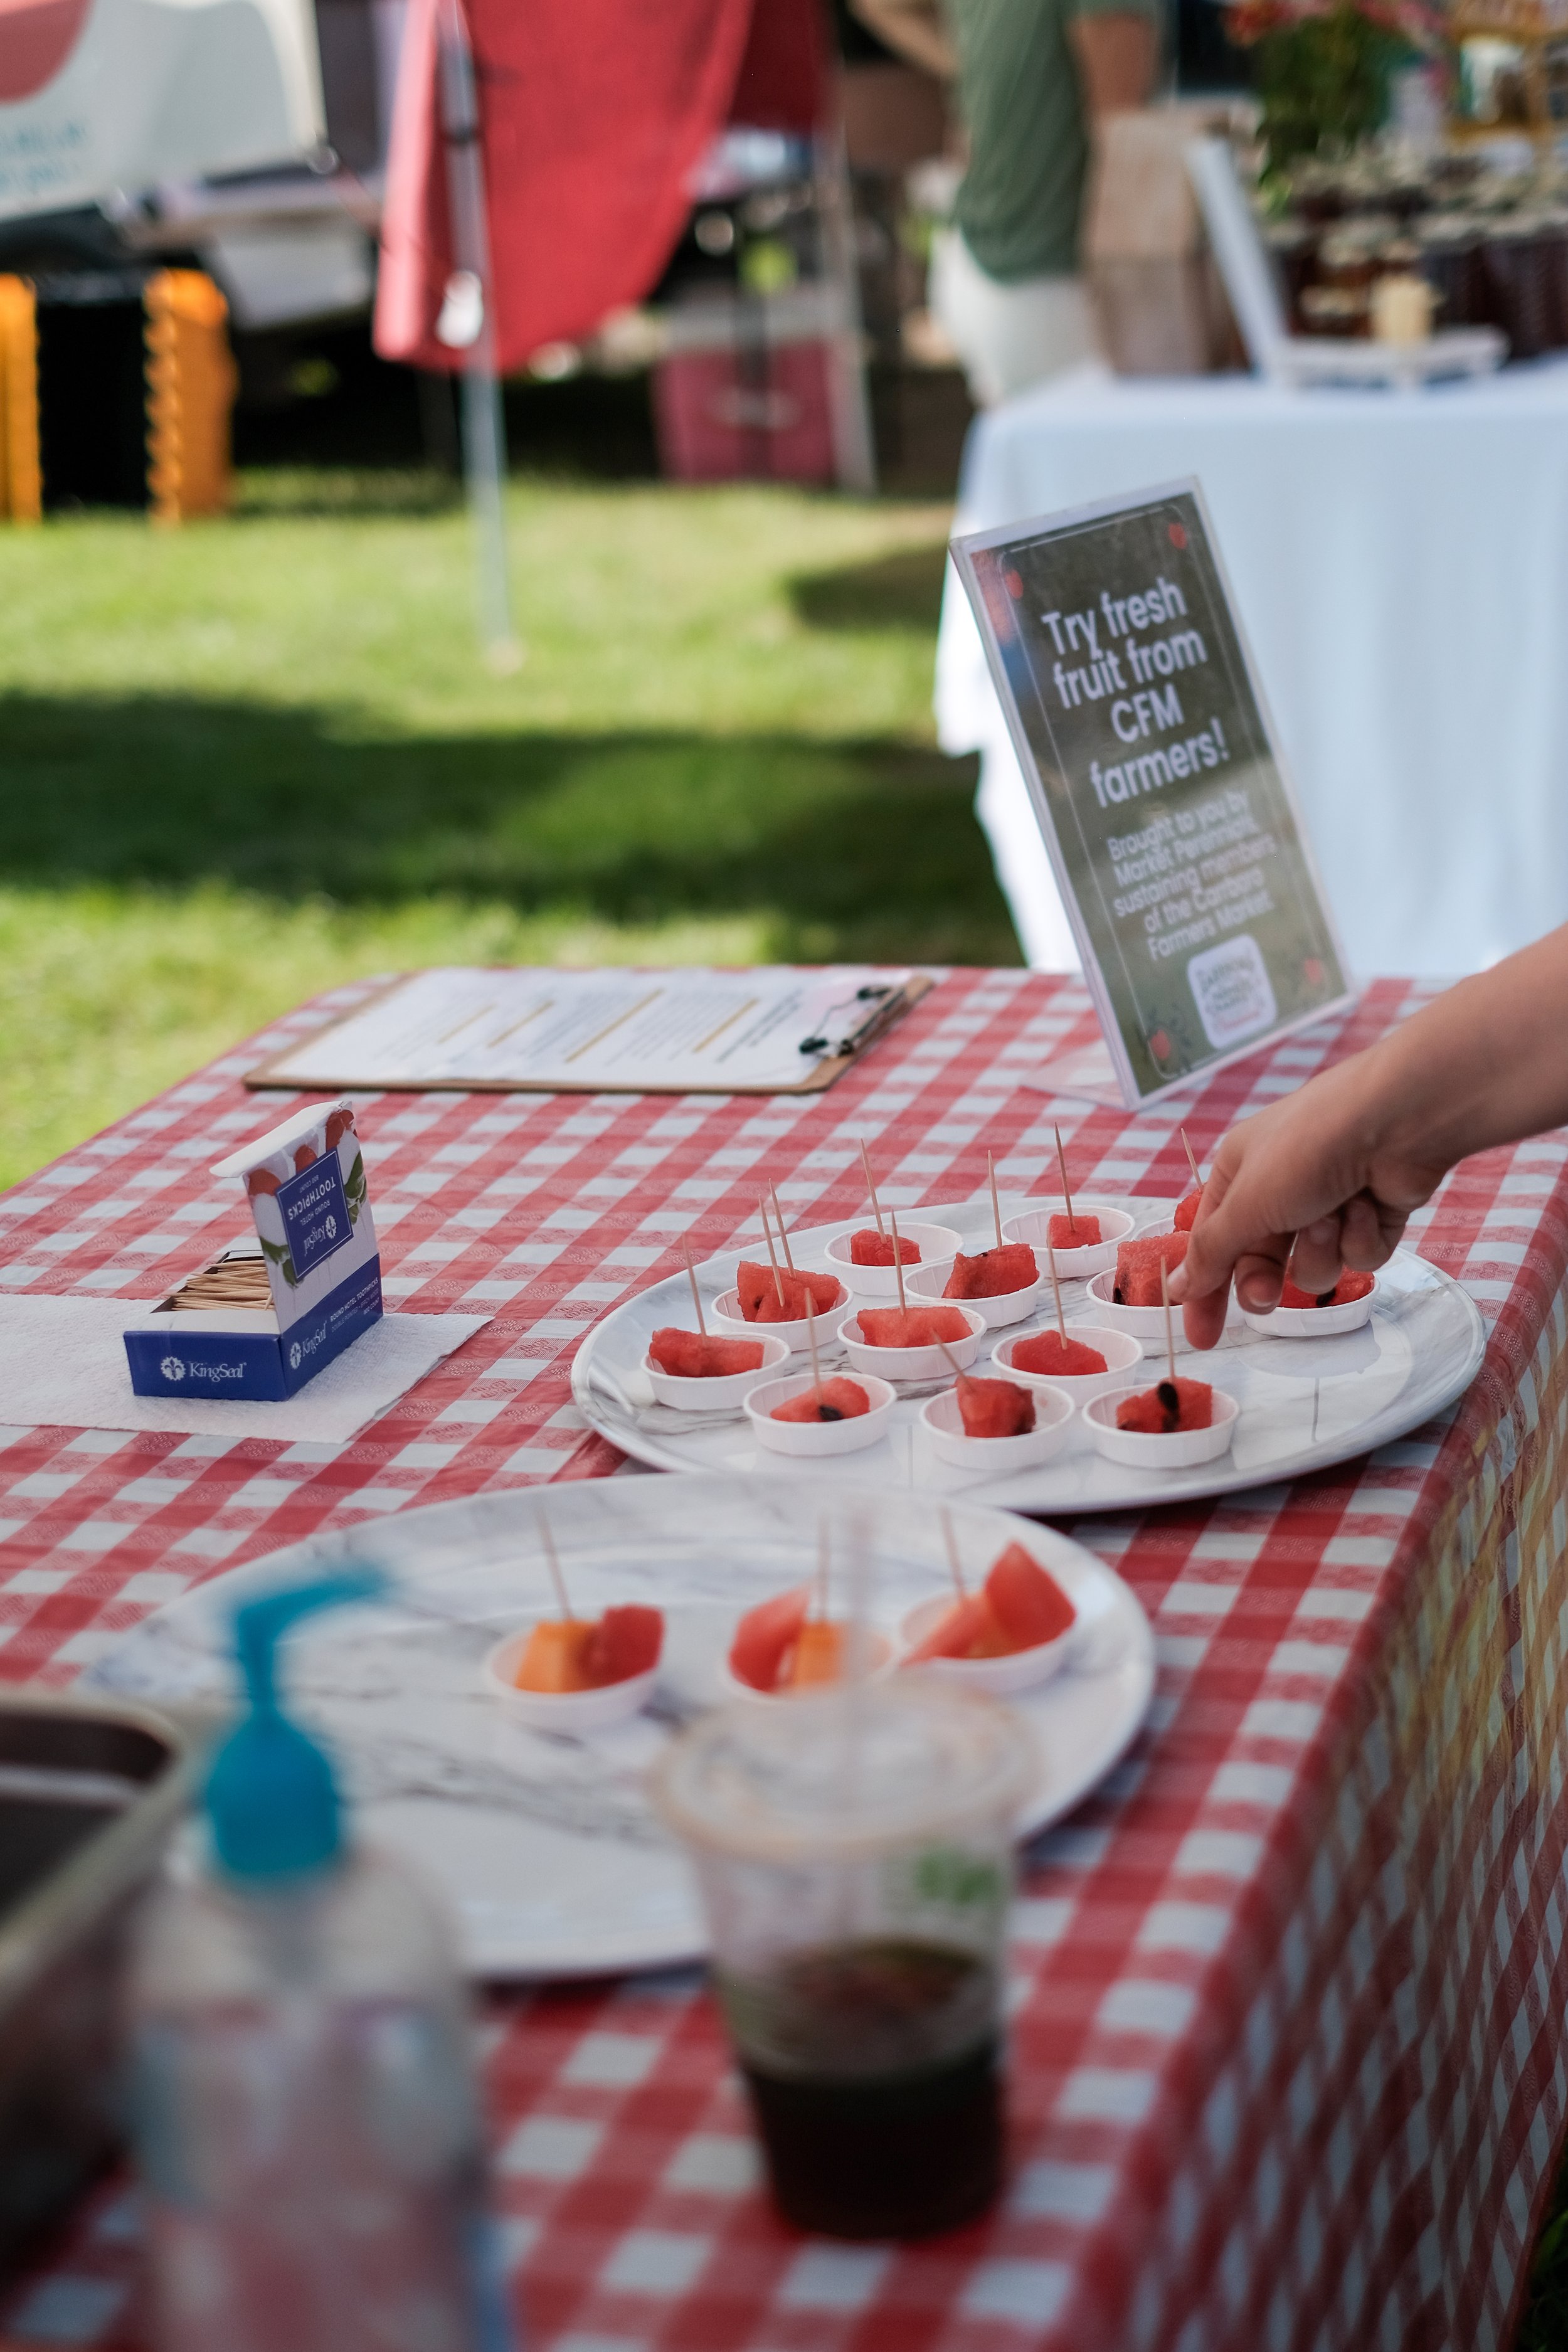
[859,1138,886,1238]
[1047,1241,1067,1342]
[940,1506,967,1600]
[682,1235,706,1337]
[936,1335,975,1392]
[770,1181,795,1271]
[805,1292,824,1399]
[760,1195,787,1308]
[988,1150,1004,1250]
[1053,1121,1076,1236]
[538,1507,572,1621]
[890,1207,908,1313]
[1160,1258,1177,1385]
[1181,1128,1202,1189]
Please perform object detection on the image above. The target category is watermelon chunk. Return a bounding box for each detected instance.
[729,1585,812,1691]
[1113,1231,1188,1306]
[850,1229,919,1266]
[1115,1375,1213,1433]
[943,1244,1038,1300]
[983,1544,1076,1648]
[1174,1188,1204,1232]
[771,1378,871,1423]
[902,1593,1004,1664]
[736,1261,844,1323]
[580,1605,664,1688]
[855,1305,973,1349]
[956,1376,1035,1438]
[1011,1330,1107,1378]
[1047,1212,1103,1250]
[1278,1271,1375,1310]
[514,1619,593,1693]
[649,1327,766,1377]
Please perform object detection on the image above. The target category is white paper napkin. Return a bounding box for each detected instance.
[0,1296,492,1443]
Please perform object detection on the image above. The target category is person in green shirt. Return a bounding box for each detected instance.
[852,0,1160,403]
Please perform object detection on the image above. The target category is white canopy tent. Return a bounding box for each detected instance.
[0,0,325,221]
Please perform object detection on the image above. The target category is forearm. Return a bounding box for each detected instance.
[1174,920,1568,1343]
[1363,923,1568,1171]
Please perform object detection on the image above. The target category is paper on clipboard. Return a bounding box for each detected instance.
[246,966,935,1096]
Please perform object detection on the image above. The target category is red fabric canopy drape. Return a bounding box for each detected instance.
[374,0,827,377]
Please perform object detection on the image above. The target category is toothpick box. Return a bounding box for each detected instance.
[122,1100,382,1401]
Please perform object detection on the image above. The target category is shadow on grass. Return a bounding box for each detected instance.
[0,692,1014,965]
[788,541,951,635]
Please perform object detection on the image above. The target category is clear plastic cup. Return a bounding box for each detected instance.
[650,1678,1034,2238]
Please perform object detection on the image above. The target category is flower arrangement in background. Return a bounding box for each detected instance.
[1226,0,1446,174]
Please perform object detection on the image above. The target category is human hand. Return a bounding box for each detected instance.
[1168,1047,1449,1348]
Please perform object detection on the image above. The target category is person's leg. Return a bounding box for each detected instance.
[930,228,1101,406]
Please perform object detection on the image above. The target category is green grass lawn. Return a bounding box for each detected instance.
[0,470,1016,1190]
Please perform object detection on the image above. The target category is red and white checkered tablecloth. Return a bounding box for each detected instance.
[3,968,1566,2352]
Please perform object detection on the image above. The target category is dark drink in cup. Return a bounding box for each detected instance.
[724,1937,1000,2237]
[652,1678,1033,2240]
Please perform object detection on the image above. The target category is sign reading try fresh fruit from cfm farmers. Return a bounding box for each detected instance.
[953,482,1350,1107]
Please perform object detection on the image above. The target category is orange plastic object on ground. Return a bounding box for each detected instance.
[1278,1271,1375,1309]
[1175,1189,1204,1232]
[649,1328,766,1377]
[1011,1330,1107,1377]
[729,1584,811,1691]
[516,1606,664,1693]
[855,1305,972,1348]
[1047,1212,1102,1250]
[850,1229,919,1265]
[1115,1375,1214,1433]
[943,1244,1037,1299]
[771,1378,870,1422]
[1113,1231,1189,1305]
[736,1262,844,1323]
[146,270,236,523]
[955,1376,1034,1438]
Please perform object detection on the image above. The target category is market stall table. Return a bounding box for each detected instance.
[1,968,1565,2352]
[936,359,1568,977]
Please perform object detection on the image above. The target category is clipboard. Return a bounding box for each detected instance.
[245,968,937,1097]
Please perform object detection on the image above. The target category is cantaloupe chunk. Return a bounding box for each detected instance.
[514,1619,593,1693]
[789,1621,848,1686]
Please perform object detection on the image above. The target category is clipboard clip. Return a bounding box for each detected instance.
[798,983,899,1061]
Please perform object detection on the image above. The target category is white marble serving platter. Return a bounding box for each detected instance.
[87,1478,1152,1982]
[571,1199,1486,1513]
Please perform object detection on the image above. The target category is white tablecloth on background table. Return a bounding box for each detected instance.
[936,358,1568,975]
